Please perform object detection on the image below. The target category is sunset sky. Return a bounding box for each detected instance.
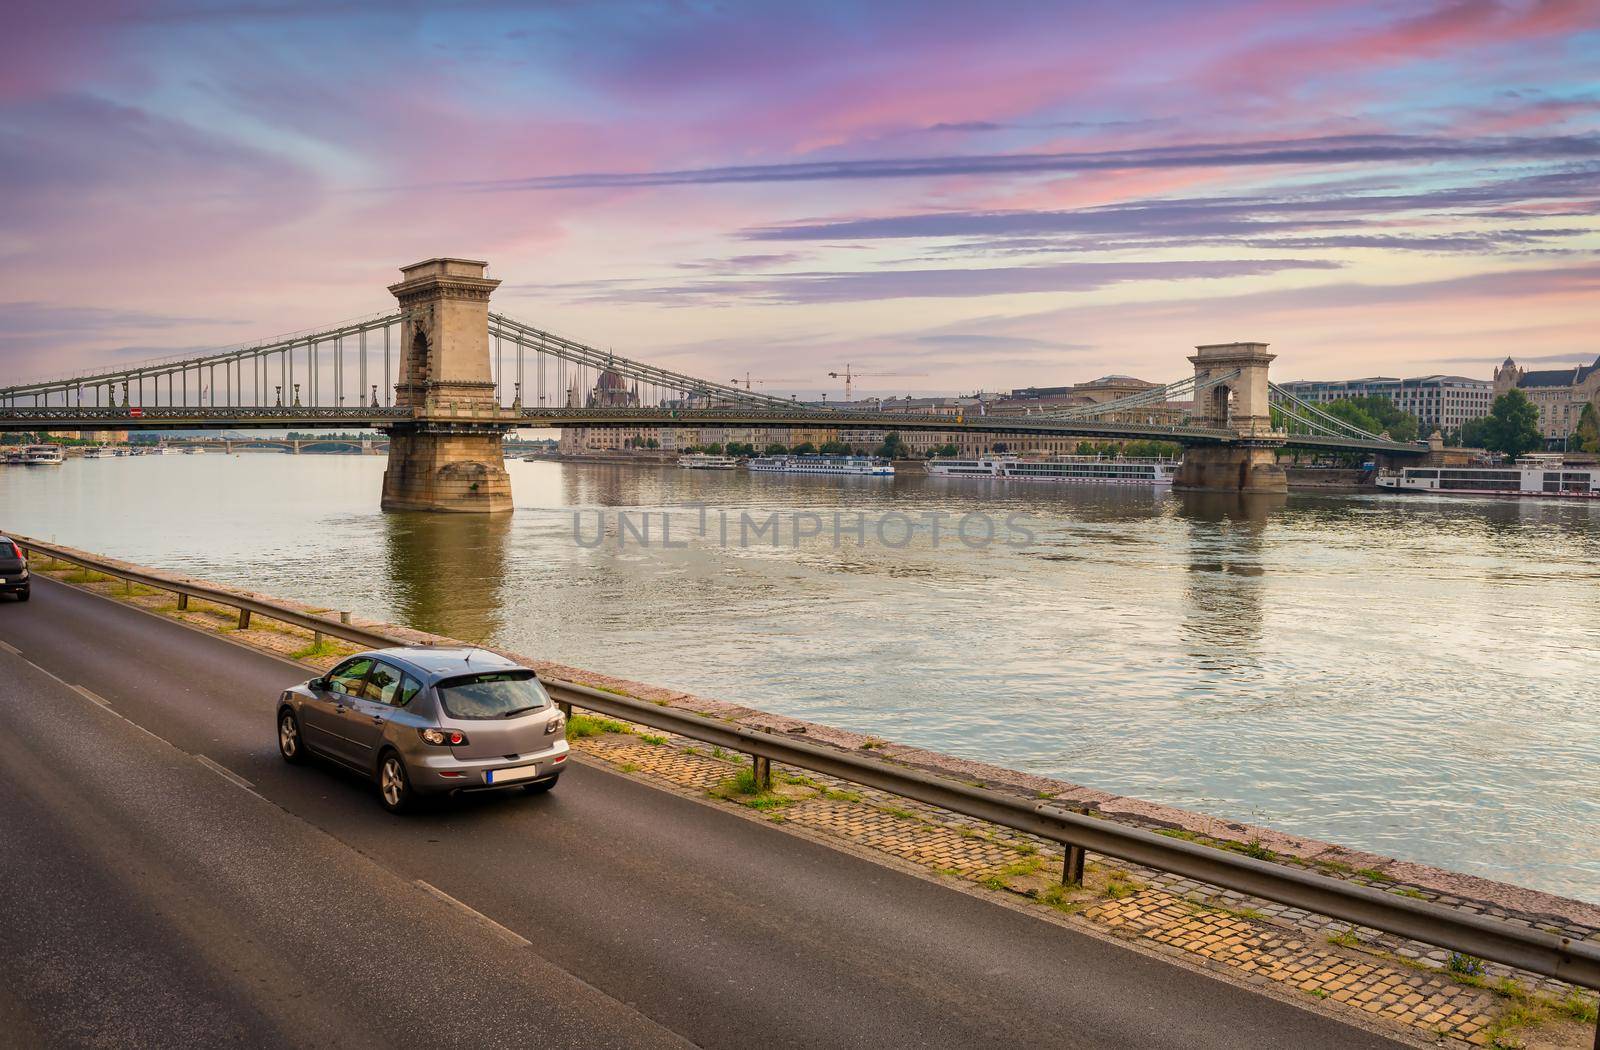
[3,0,1598,397]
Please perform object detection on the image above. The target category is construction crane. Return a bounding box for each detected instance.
[732,373,808,389]
[826,364,928,402]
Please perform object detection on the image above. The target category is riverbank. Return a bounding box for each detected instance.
[13,535,1597,1048]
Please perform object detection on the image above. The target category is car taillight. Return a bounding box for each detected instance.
[419,727,469,746]
[545,712,565,735]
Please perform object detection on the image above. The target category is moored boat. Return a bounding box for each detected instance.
[1375,454,1597,498]
[927,455,1177,486]
[677,453,739,470]
[21,444,66,465]
[747,454,894,476]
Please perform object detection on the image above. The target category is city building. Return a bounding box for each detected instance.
[1493,355,1600,445]
[1276,376,1493,433]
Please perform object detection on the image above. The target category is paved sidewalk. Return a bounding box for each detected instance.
[576,726,1597,1050]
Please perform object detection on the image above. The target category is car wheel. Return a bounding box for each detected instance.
[377,752,413,814]
[277,708,306,765]
[17,588,28,603]
[522,776,559,795]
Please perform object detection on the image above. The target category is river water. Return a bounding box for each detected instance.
[3,453,1597,901]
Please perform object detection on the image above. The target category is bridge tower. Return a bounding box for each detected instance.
[1173,342,1288,494]
[380,259,513,513]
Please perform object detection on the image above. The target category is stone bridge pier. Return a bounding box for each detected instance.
[380,259,513,513]
[1173,342,1289,495]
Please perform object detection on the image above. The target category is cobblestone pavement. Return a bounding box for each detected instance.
[575,727,1598,1050]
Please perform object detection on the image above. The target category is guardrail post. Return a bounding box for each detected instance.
[177,593,188,611]
[558,701,572,721]
[237,608,251,630]
[752,755,772,791]
[1062,808,1089,887]
[340,611,351,625]
[313,629,324,649]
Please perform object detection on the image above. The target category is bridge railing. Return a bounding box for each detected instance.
[10,532,1598,1001]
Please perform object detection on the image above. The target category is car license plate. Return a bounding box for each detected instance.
[485,764,539,785]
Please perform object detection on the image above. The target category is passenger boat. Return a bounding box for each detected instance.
[747,454,894,476]
[185,447,206,455]
[926,455,1177,486]
[21,444,66,465]
[82,446,116,459]
[677,453,739,470]
[1375,455,1598,498]
[1,449,25,465]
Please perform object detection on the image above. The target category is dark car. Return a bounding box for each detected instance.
[276,646,568,813]
[0,537,29,602]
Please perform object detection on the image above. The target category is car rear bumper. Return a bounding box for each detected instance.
[408,738,570,794]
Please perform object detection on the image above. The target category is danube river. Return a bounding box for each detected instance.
[3,453,1597,901]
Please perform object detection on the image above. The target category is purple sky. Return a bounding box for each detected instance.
[3,0,1598,396]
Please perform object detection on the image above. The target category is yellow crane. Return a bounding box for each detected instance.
[826,364,927,402]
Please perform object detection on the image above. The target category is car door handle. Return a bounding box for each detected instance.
[370,716,385,725]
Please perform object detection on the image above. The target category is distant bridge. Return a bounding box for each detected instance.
[0,257,1428,510]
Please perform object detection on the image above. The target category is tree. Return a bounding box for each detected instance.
[819,439,851,455]
[1342,395,1419,442]
[764,442,788,456]
[933,442,959,458]
[704,442,724,455]
[646,438,660,449]
[875,432,907,459]
[1481,389,1542,458]
[992,442,1009,453]
[1573,402,1600,453]
[791,441,816,455]
[1324,399,1383,436]
[1455,417,1490,448]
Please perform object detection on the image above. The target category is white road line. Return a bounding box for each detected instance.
[195,754,256,792]
[414,880,532,948]
[0,639,20,656]
[71,684,112,709]
[23,658,71,687]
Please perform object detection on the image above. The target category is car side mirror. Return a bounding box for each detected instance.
[313,676,330,692]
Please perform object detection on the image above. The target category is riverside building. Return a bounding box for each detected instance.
[1275,375,1492,434]
[1493,355,1600,446]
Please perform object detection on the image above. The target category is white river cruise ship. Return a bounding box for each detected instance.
[747,454,894,476]
[1376,455,1598,498]
[21,444,66,465]
[926,455,1177,486]
[677,453,739,470]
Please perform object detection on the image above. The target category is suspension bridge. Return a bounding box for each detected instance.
[0,258,1428,510]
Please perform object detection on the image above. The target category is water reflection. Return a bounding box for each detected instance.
[1177,493,1280,664]
[382,511,511,642]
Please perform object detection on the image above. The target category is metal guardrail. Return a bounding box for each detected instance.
[10,534,1600,999]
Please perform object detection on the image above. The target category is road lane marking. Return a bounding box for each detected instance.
[0,639,19,656]
[71,684,112,709]
[195,754,256,792]
[413,880,532,948]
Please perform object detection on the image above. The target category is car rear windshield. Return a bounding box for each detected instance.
[435,670,551,719]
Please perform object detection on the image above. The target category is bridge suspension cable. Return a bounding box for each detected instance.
[488,312,807,412]
[1267,383,1393,442]
[1023,368,1241,423]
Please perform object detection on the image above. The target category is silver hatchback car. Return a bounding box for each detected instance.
[276,646,569,813]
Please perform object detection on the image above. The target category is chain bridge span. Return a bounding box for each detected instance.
[1,258,1427,511]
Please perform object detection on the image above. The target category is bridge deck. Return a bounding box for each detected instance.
[0,405,1425,454]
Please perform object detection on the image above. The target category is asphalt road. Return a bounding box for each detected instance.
[0,575,1407,1049]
